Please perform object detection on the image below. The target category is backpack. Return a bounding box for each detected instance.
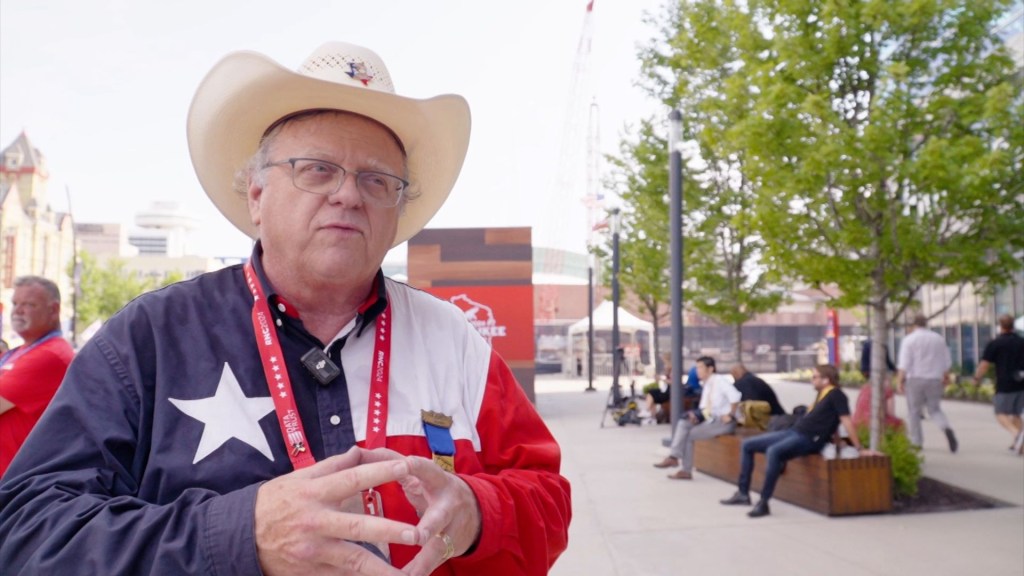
[614,400,642,426]
[767,404,808,432]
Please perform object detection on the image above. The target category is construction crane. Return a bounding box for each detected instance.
[536,0,602,321]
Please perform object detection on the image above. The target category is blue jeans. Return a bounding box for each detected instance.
[737,429,818,502]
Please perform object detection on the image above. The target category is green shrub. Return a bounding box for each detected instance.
[942,377,996,403]
[840,369,866,387]
[641,382,660,395]
[944,380,976,400]
[858,425,922,498]
[977,382,995,402]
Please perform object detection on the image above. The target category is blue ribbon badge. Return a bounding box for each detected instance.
[421,410,455,473]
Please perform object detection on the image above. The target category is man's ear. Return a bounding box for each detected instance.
[247,179,263,227]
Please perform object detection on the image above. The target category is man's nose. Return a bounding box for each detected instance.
[327,172,364,206]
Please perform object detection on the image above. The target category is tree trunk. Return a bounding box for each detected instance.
[649,309,662,377]
[869,298,888,451]
[733,322,743,364]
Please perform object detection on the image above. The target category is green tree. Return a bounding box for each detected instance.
[732,0,1024,447]
[603,118,672,369]
[72,252,183,330]
[628,0,786,361]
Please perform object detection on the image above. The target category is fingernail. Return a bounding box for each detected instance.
[401,529,417,545]
[393,461,407,475]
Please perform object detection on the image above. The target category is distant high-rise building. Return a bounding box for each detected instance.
[75,202,234,303]
[128,201,198,257]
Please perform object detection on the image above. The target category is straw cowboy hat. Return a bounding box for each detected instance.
[187,42,471,247]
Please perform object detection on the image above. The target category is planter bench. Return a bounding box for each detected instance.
[693,430,893,516]
[655,396,698,424]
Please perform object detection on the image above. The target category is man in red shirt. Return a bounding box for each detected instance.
[0,276,74,476]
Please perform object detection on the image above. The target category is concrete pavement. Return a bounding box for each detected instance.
[534,375,1024,576]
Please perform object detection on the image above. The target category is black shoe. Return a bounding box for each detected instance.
[720,491,752,506]
[945,428,959,453]
[748,500,770,518]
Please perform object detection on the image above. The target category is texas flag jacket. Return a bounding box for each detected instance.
[0,251,571,575]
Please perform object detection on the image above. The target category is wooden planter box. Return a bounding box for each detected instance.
[694,432,893,516]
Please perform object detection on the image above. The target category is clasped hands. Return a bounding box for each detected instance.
[255,446,480,576]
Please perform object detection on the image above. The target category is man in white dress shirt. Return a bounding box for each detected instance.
[654,356,741,479]
[896,314,957,452]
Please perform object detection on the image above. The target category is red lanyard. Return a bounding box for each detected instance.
[244,262,392,471]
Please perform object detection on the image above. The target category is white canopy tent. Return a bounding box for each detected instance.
[567,301,657,378]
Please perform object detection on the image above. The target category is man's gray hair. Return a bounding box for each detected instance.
[912,314,928,328]
[14,276,61,304]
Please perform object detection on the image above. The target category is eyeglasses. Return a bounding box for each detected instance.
[263,157,408,207]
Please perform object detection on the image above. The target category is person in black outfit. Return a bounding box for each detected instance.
[720,364,874,518]
[859,339,896,379]
[730,364,786,416]
[972,314,1024,454]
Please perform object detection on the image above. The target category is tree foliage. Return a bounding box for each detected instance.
[616,0,787,359]
[72,252,183,330]
[736,0,1024,317]
[602,118,672,366]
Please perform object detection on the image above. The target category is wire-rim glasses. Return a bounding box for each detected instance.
[263,157,408,207]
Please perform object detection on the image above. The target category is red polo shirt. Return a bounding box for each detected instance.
[1,337,74,476]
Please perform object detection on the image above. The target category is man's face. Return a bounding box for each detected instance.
[249,112,404,288]
[11,283,59,343]
[696,362,713,382]
[811,371,826,390]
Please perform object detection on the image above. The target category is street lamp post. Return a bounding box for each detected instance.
[585,263,595,392]
[65,185,80,347]
[611,207,622,403]
[669,109,684,431]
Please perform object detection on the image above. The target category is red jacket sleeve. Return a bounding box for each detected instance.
[446,351,571,575]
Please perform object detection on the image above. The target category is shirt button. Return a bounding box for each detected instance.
[277,303,287,312]
[275,319,282,327]
[329,415,341,426]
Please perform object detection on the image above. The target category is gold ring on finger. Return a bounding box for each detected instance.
[436,531,455,561]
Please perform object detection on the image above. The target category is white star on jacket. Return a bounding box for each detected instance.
[169,363,276,464]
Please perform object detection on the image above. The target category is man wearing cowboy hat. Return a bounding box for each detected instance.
[0,43,570,576]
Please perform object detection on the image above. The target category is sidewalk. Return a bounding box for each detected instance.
[534,375,1024,576]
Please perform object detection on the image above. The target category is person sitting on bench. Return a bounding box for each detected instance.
[645,364,701,424]
[720,363,874,517]
[654,356,739,480]
[730,364,786,430]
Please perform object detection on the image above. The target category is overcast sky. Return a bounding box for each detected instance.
[1,0,669,260]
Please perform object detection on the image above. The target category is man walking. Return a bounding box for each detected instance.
[973,314,1024,454]
[896,314,957,452]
